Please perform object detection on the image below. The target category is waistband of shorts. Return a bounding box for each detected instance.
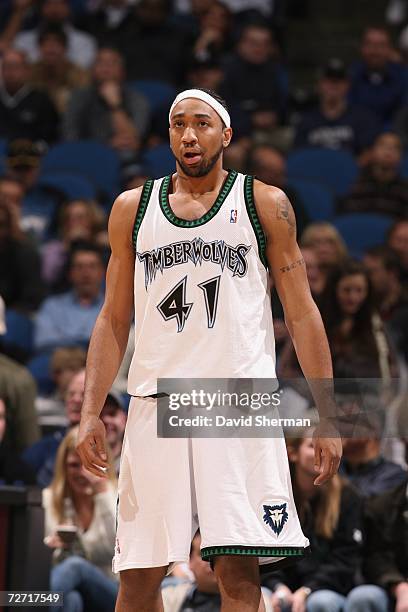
[131,393,169,399]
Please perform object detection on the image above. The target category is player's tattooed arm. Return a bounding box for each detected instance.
[251,182,299,268]
[276,191,296,237]
[279,257,305,274]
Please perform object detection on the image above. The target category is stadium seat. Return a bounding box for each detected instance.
[41,141,121,204]
[287,148,358,197]
[288,178,335,221]
[0,138,7,176]
[68,0,88,16]
[143,144,175,179]
[128,80,177,113]
[27,352,55,396]
[334,213,394,258]
[3,309,33,355]
[400,153,408,179]
[38,171,96,201]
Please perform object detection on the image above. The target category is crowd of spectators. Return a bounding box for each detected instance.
[0,1,408,611]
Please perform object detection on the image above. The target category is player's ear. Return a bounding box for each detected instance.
[222,127,233,148]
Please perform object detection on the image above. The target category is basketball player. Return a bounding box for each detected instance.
[77,89,342,612]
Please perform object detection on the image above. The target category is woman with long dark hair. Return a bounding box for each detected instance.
[0,200,44,312]
[320,260,395,380]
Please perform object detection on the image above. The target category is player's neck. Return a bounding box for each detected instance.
[174,163,227,197]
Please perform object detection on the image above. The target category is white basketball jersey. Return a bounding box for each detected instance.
[127,170,276,396]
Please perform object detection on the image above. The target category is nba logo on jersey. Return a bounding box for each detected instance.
[230,209,238,223]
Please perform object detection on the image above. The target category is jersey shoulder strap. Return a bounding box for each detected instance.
[132,178,154,251]
[243,174,267,269]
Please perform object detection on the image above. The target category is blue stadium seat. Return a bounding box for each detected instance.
[3,309,33,354]
[0,138,7,176]
[38,172,97,201]
[128,80,177,113]
[287,148,358,197]
[143,145,175,179]
[400,153,408,179]
[288,179,335,221]
[27,352,55,395]
[69,0,88,16]
[41,141,121,204]
[334,213,394,258]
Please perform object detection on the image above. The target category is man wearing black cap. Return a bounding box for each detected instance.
[294,58,381,160]
[6,138,62,241]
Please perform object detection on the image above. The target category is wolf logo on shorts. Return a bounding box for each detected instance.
[263,503,289,536]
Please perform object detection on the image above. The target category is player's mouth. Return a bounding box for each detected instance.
[183,151,202,165]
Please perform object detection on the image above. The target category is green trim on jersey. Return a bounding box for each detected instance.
[159,170,238,228]
[115,495,119,532]
[132,179,154,251]
[244,175,268,269]
[201,545,307,560]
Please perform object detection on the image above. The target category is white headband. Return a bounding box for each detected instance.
[169,89,231,128]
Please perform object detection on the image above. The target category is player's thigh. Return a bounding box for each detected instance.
[118,566,168,597]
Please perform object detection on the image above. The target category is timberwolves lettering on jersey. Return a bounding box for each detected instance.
[137,238,251,288]
[127,170,277,396]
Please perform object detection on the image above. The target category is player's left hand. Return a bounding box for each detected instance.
[312,418,342,485]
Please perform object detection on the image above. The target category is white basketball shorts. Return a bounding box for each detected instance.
[112,397,310,574]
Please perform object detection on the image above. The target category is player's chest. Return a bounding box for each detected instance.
[168,193,218,221]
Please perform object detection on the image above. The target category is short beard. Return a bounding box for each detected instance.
[176,145,223,178]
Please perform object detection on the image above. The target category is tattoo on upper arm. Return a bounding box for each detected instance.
[276,193,296,236]
[280,258,305,273]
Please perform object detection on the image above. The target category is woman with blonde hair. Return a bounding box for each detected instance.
[300,222,348,274]
[267,429,388,612]
[43,427,118,612]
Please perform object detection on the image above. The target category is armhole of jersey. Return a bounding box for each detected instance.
[132,179,154,252]
[244,175,268,270]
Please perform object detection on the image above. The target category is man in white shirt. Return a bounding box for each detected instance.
[14,0,97,69]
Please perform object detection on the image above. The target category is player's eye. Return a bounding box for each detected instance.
[198,121,209,127]
[173,121,184,128]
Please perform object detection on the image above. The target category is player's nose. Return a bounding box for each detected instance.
[181,126,198,144]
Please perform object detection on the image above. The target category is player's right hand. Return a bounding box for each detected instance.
[76,415,109,479]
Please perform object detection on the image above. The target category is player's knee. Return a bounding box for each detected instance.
[119,567,166,603]
[220,580,261,606]
[214,556,260,601]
